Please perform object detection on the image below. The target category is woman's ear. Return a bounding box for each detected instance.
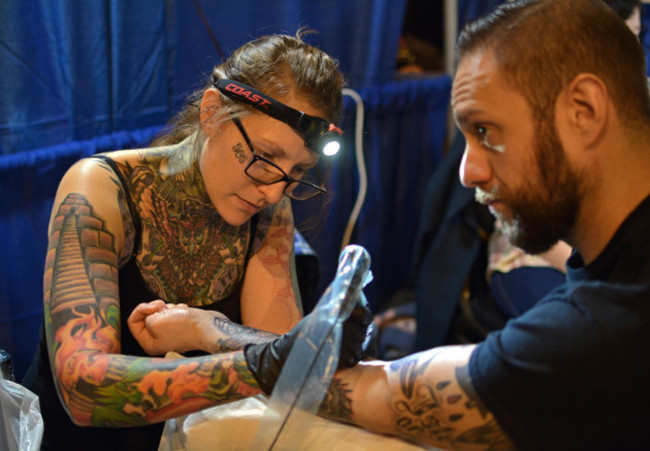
[200,88,222,135]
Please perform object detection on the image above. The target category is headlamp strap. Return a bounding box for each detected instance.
[213,78,341,145]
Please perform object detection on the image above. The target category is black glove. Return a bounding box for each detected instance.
[244,299,372,395]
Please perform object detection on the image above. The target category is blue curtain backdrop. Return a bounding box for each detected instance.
[0,0,408,155]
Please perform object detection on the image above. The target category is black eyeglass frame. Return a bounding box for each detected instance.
[213,78,342,156]
[231,117,327,201]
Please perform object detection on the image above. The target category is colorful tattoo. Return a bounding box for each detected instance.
[71,351,257,427]
[45,188,260,427]
[256,198,302,316]
[44,192,121,352]
[109,148,250,306]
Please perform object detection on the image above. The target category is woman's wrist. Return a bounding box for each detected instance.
[197,310,225,353]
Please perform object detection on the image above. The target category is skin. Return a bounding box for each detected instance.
[44,86,326,426]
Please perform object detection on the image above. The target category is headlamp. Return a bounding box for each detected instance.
[213,78,343,157]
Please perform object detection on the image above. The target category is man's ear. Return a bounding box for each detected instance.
[559,73,608,149]
[200,88,222,135]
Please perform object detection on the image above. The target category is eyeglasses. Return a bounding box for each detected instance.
[231,117,327,201]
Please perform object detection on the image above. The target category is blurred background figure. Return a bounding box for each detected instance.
[603,0,643,38]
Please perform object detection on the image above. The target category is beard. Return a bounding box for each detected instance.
[477,118,586,255]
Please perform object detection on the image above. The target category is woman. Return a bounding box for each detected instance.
[23,32,370,450]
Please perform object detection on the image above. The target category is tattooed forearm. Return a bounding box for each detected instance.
[391,352,457,443]
[318,376,354,422]
[382,348,515,449]
[80,351,258,427]
[210,316,277,352]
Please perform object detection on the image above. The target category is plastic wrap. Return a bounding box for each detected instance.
[250,244,373,450]
[0,372,43,451]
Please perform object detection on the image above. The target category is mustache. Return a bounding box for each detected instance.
[474,188,498,204]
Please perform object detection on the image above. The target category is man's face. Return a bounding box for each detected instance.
[452,49,585,254]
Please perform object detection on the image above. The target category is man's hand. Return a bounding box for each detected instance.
[244,299,373,395]
[128,300,226,355]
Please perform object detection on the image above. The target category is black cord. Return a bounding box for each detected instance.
[192,0,225,60]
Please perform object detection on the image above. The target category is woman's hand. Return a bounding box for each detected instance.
[128,300,226,355]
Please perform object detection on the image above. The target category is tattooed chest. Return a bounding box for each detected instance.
[121,157,252,306]
[135,217,249,306]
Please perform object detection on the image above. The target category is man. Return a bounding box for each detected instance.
[316,0,650,449]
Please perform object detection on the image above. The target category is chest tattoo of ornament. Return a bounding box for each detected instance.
[121,157,249,305]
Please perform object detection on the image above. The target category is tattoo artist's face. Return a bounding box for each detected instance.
[200,104,319,226]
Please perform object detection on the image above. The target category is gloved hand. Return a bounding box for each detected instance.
[244,299,372,395]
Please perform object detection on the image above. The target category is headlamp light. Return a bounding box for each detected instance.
[214,78,343,157]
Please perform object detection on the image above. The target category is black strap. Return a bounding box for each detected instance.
[94,155,142,256]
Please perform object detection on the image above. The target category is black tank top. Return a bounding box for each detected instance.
[23,155,259,450]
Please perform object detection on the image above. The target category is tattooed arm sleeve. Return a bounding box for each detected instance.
[240,196,303,334]
[318,345,515,450]
[44,160,262,427]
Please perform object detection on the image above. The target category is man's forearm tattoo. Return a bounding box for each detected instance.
[319,376,354,422]
[389,352,513,449]
[391,351,457,442]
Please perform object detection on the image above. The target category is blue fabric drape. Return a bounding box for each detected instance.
[0,0,170,155]
[0,0,407,156]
